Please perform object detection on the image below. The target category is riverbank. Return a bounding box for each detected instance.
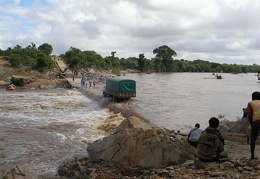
[0,58,71,90]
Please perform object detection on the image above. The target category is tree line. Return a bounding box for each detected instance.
[0,42,54,72]
[1,43,260,74]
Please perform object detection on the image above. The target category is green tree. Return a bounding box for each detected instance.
[83,50,104,68]
[153,58,163,72]
[9,53,22,67]
[186,64,197,72]
[34,52,54,72]
[138,53,146,72]
[145,60,153,72]
[25,43,37,57]
[62,47,84,71]
[0,48,3,56]
[14,45,22,52]
[38,43,53,55]
[230,64,242,73]
[120,57,138,70]
[176,60,187,72]
[153,45,177,72]
[27,42,37,51]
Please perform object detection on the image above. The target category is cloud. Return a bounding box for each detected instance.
[0,0,260,64]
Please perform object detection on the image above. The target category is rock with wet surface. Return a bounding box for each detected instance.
[0,165,46,179]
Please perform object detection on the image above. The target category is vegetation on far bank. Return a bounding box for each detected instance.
[1,43,260,75]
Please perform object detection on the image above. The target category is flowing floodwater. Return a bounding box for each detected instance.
[123,72,260,133]
[0,88,113,176]
[0,72,259,176]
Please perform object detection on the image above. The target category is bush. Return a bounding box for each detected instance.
[3,56,10,61]
[7,53,25,67]
[11,77,25,87]
[35,53,54,72]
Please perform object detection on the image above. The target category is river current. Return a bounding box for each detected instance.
[125,72,260,132]
[0,72,259,176]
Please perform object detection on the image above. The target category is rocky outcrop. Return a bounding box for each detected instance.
[219,117,248,133]
[0,165,46,179]
[6,84,16,90]
[58,113,260,178]
[87,116,196,168]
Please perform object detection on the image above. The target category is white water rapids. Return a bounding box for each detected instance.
[0,88,113,176]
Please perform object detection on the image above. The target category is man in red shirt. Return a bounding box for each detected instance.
[246,91,260,159]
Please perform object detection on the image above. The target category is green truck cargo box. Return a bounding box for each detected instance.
[103,78,136,99]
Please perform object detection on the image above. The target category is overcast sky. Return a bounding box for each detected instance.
[0,0,260,65]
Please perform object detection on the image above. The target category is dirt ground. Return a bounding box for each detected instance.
[223,132,251,159]
[0,57,68,89]
[0,58,46,81]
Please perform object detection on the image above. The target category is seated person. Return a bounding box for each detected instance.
[197,117,225,162]
[187,123,202,148]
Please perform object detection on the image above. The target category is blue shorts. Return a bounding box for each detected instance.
[251,123,260,142]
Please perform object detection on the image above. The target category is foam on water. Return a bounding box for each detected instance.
[0,88,113,176]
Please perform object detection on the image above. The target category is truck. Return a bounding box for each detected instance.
[103,78,136,100]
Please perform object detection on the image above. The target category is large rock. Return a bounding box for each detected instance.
[0,165,45,179]
[87,116,196,168]
[6,84,16,90]
[218,117,248,133]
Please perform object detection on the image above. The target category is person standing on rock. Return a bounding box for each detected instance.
[187,123,202,148]
[246,91,260,159]
[197,117,225,162]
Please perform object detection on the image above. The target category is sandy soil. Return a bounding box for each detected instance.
[0,58,69,89]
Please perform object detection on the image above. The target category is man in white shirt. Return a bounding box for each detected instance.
[187,123,203,148]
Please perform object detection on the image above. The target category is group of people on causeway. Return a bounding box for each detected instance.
[187,91,260,162]
[81,74,96,88]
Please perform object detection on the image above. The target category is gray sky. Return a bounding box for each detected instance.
[0,0,260,65]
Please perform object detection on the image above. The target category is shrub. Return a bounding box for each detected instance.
[11,77,25,87]
[34,53,54,72]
